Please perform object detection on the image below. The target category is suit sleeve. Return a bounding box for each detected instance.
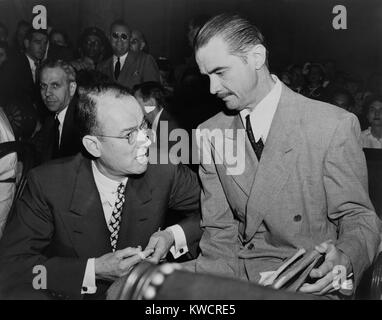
[141,54,160,83]
[0,170,87,299]
[323,113,382,286]
[185,128,241,278]
[167,163,202,258]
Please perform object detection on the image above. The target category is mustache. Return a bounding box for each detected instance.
[217,92,233,99]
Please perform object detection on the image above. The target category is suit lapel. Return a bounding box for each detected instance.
[224,114,258,197]
[67,157,111,257]
[119,52,139,82]
[245,85,301,240]
[60,97,78,155]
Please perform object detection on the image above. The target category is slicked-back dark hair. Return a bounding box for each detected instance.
[133,81,167,109]
[194,13,268,64]
[76,83,131,138]
[25,27,48,41]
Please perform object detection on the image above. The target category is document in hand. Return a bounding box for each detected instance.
[260,248,324,292]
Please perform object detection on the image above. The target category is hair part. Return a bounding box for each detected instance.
[195,13,268,64]
[133,81,167,108]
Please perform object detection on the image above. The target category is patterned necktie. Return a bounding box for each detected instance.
[245,115,264,160]
[114,57,121,80]
[108,182,125,252]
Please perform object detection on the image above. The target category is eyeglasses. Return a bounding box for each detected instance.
[111,32,129,41]
[95,119,151,145]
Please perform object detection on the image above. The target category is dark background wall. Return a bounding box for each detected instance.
[0,0,381,78]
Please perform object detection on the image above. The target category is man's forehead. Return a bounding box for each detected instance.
[196,36,230,72]
[96,94,141,115]
[41,67,67,82]
[32,32,48,41]
[86,34,101,42]
[111,25,130,34]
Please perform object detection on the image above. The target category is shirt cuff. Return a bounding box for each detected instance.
[166,224,188,259]
[81,258,97,294]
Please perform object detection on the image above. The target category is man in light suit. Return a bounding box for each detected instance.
[98,20,160,91]
[187,13,381,297]
[0,84,202,299]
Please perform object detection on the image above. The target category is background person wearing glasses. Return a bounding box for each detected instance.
[98,20,160,91]
[0,84,202,300]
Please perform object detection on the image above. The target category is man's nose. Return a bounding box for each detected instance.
[209,75,220,95]
[136,129,152,148]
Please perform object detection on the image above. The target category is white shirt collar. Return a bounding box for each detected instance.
[56,106,68,145]
[26,54,37,82]
[152,108,164,134]
[91,161,128,207]
[113,52,128,68]
[240,74,282,142]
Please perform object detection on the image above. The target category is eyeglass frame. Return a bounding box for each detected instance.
[111,32,129,41]
[94,119,151,145]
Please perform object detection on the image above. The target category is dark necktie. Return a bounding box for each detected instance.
[52,115,61,159]
[33,59,41,84]
[114,57,121,80]
[108,183,125,252]
[245,115,264,160]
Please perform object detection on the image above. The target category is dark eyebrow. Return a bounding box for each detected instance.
[207,67,226,75]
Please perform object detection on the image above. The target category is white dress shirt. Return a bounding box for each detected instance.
[26,54,38,83]
[0,108,17,238]
[113,52,128,71]
[361,127,382,149]
[240,75,282,143]
[56,106,68,146]
[81,161,188,294]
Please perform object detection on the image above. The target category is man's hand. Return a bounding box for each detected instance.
[144,230,175,264]
[95,247,153,281]
[299,240,352,295]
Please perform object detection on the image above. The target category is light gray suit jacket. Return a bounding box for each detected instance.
[189,84,381,288]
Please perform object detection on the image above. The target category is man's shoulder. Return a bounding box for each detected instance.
[198,110,236,130]
[30,153,85,181]
[283,87,356,127]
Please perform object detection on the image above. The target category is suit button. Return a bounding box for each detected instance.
[293,215,302,222]
[247,243,254,250]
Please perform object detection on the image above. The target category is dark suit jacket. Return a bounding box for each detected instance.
[97,51,160,90]
[0,154,201,299]
[0,54,45,119]
[34,97,82,164]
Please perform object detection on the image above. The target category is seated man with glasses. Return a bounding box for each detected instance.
[0,84,202,300]
[98,20,160,91]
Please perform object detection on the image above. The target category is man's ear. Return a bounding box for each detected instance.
[69,81,77,97]
[248,44,267,70]
[82,135,101,158]
[24,38,30,51]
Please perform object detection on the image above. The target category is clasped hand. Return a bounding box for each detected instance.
[95,246,153,281]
